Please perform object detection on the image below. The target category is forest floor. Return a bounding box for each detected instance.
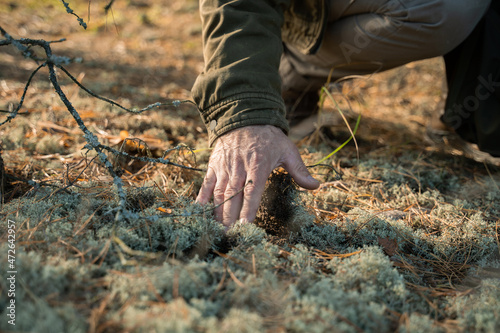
[1,1,500,332]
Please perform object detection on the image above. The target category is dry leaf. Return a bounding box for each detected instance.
[377,237,398,256]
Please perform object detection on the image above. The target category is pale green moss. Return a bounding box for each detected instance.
[399,313,443,333]
[447,279,500,333]
[35,135,66,155]
[0,248,89,332]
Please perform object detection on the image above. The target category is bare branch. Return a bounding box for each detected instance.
[0,26,204,222]
[99,144,204,172]
[58,65,195,114]
[60,0,88,29]
[0,63,45,126]
[104,0,115,14]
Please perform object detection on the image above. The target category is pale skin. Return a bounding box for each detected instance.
[196,124,320,228]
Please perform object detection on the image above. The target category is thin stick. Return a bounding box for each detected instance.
[58,65,196,114]
[0,63,45,126]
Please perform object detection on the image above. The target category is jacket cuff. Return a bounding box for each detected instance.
[200,92,290,146]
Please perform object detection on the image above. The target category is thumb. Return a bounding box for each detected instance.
[282,149,320,190]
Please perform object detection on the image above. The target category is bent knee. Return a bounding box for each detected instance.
[400,0,491,55]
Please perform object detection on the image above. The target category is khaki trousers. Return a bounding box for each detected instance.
[280,0,492,92]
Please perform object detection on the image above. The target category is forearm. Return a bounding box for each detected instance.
[192,0,291,146]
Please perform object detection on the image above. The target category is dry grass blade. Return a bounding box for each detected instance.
[113,236,162,260]
[213,250,252,271]
[313,248,363,260]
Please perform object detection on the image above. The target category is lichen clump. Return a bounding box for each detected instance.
[2,154,499,332]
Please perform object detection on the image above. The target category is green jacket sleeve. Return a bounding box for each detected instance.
[191,0,291,146]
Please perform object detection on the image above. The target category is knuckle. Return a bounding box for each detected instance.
[243,181,258,196]
[213,187,225,201]
[224,186,241,198]
[213,186,225,196]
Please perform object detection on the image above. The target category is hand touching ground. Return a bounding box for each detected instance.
[196,125,320,228]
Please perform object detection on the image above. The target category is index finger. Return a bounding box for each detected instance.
[239,172,269,223]
[196,167,217,205]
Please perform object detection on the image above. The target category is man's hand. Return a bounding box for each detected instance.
[196,125,320,228]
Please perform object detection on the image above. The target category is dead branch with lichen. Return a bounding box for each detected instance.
[0,25,204,224]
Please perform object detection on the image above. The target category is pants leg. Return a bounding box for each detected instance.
[280,0,491,92]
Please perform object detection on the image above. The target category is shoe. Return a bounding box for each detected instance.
[288,111,341,142]
[283,88,344,142]
[425,117,500,166]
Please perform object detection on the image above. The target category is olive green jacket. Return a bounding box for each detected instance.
[192,0,328,145]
